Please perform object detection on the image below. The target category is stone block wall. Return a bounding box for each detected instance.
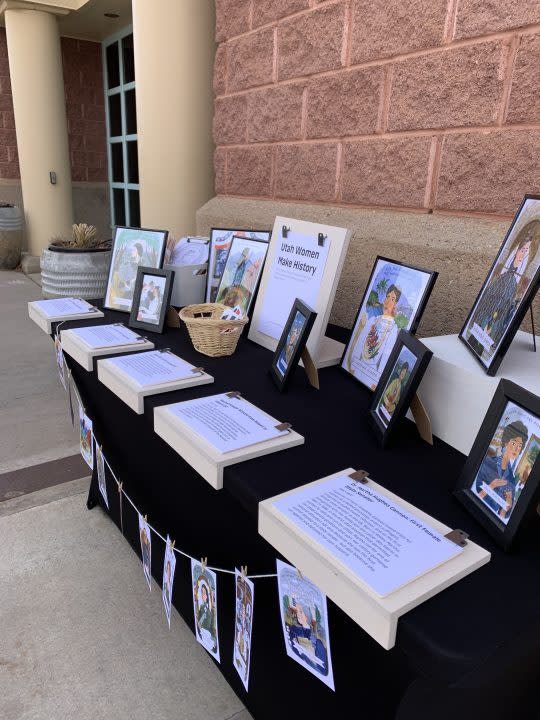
[213,0,540,218]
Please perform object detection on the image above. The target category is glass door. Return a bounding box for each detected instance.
[103,27,140,228]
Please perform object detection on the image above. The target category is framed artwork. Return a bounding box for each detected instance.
[341,257,438,391]
[214,235,269,317]
[460,195,540,376]
[270,298,317,391]
[128,266,174,334]
[104,226,168,313]
[205,227,271,303]
[455,379,540,550]
[370,330,433,447]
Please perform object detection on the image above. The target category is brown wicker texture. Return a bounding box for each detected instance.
[179,303,248,357]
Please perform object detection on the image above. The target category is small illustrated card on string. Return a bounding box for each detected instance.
[162,536,177,628]
[79,405,93,469]
[233,569,255,692]
[96,444,109,509]
[191,559,220,662]
[138,514,152,590]
[55,335,67,390]
[276,559,335,691]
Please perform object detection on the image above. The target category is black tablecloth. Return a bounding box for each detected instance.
[57,306,540,720]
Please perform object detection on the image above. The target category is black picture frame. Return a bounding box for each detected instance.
[459,194,540,377]
[103,226,168,313]
[340,256,438,391]
[455,379,540,550]
[270,298,317,391]
[128,266,174,334]
[214,235,269,318]
[205,227,271,303]
[369,330,433,447]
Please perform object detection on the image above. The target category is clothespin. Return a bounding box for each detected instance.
[144,514,147,523]
[201,557,207,571]
[296,567,303,580]
[171,539,176,551]
[118,481,123,494]
[241,565,248,579]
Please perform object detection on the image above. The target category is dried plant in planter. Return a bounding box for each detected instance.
[49,224,111,251]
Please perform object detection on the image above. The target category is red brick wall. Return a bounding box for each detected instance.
[213,0,540,217]
[0,29,107,183]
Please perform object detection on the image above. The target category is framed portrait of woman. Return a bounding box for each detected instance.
[460,195,540,376]
[370,330,433,447]
[128,266,174,334]
[214,235,269,318]
[341,257,437,391]
[455,379,540,550]
[104,226,168,313]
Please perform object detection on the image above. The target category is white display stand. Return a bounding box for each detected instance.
[97,356,214,414]
[28,300,103,334]
[414,331,540,455]
[60,327,154,371]
[154,398,304,490]
[259,468,490,650]
[248,216,351,368]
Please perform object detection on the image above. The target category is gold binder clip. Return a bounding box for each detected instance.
[275,422,292,432]
[445,529,468,547]
[226,391,241,399]
[191,367,205,374]
[349,469,369,484]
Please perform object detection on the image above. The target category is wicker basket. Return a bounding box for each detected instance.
[179,303,248,357]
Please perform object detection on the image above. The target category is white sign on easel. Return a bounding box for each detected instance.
[248,216,351,368]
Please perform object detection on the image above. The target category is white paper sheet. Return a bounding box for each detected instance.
[107,350,197,387]
[168,393,288,454]
[33,297,95,317]
[233,569,255,692]
[272,474,463,597]
[162,535,176,628]
[71,323,143,349]
[256,230,330,340]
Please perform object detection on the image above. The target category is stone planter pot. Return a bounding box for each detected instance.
[0,204,24,270]
[40,246,112,300]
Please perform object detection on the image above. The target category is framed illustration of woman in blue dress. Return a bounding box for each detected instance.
[455,379,540,550]
[341,257,437,391]
[460,195,540,375]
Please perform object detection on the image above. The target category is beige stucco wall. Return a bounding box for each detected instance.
[132,0,215,239]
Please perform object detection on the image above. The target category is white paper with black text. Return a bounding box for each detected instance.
[71,323,143,349]
[106,350,198,387]
[272,474,463,597]
[33,297,96,317]
[168,393,288,454]
[256,231,330,341]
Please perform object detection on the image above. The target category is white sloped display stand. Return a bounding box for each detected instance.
[60,327,154,371]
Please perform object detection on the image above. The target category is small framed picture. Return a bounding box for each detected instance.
[206,228,271,303]
[459,194,540,376]
[104,226,168,313]
[270,298,317,391]
[341,256,437,391]
[455,379,540,550]
[128,266,174,334]
[370,330,433,447]
[214,235,269,318]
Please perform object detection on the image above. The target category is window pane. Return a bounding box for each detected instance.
[108,94,122,137]
[125,88,137,135]
[127,141,139,184]
[106,42,120,89]
[122,33,135,84]
[111,142,124,183]
[129,190,140,228]
[113,188,126,226]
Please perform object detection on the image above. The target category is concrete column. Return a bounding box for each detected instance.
[4,7,73,255]
[132,0,215,237]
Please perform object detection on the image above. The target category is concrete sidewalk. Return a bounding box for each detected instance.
[0,485,252,720]
[0,270,80,474]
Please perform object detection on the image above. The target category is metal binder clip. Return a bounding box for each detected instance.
[275,422,291,432]
[191,367,205,374]
[88,307,98,313]
[282,225,291,238]
[318,233,327,247]
[159,347,172,354]
[445,529,468,547]
[349,469,369,484]
[226,391,241,399]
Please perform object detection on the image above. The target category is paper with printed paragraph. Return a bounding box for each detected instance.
[168,393,288,454]
[107,350,196,386]
[34,297,94,317]
[71,323,142,348]
[272,474,463,597]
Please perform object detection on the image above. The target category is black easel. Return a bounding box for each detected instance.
[530,305,536,352]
